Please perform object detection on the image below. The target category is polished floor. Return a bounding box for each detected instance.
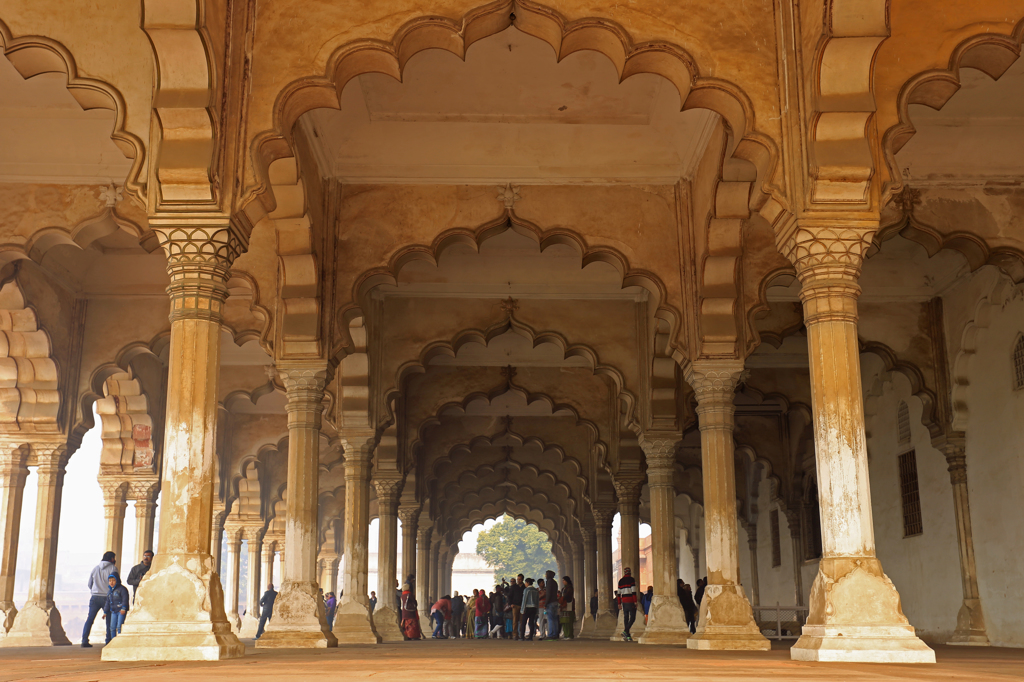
[0,639,1021,681]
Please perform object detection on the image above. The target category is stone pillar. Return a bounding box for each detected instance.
[942,440,990,645]
[259,364,336,648]
[0,446,29,638]
[3,445,71,646]
[571,540,583,606]
[639,435,689,645]
[333,430,380,643]
[398,506,418,589]
[261,540,276,592]
[438,544,451,598]
[129,480,159,564]
[103,218,246,661]
[416,525,431,625]
[742,522,760,608]
[684,362,768,651]
[779,224,933,663]
[373,477,403,641]
[99,479,129,563]
[585,506,617,638]
[223,528,242,631]
[428,539,439,606]
[578,526,596,635]
[239,527,263,638]
[211,512,226,574]
[319,551,339,596]
[611,475,645,640]
[784,511,804,607]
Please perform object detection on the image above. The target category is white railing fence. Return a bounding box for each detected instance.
[753,603,809,640]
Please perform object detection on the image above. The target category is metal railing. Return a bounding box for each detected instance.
[753,603,809,640]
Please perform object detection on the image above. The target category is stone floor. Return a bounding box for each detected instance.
[0,640,1021,681]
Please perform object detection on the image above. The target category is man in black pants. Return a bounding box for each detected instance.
[617,567,638,641]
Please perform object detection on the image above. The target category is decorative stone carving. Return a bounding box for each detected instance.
[497,183,521,209]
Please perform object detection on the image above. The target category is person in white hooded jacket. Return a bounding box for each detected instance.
[81,551,116,647]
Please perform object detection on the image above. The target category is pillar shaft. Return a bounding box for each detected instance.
[239,528,263,637]
[743,524,760,608]
[685,362,767,651]
[943,442,990,645]
[398,507,418,588]
[103,218,245,661]
[261,541,276,591]
[259,364,336,648]
[0,447,29,636]
[211,513,225,573]
[129,480,159,564]
[416,526,430,623]
[2,446,70,646]
[612,475,645,640]
[333,430,380,643]
[224,531,242,629]
[781,223,933,663]
[373,477,403,641]
[785,512,804,607]
[99,479,128,562]
[639,436,689,644]
[584,507,617,638]
[428,540,439,605]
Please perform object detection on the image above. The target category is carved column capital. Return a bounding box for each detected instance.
[127,478,160,503]
[397,505,420,528]
[685,361,744,432]
[941,440,968,486]
[0,445,30,484]
[592,505,617,530]
[242,526,264,544]
[152,215,245,323]
[612,476,644,509]
[223,524,243,547]
[640,433,680,487]
[98,478,129,518]
[580,524,596,545]
[373,476,403,515]
[278,363,329,430]
[416,525,432,544]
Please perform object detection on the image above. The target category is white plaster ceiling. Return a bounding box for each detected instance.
[0,56,133,184]
[896,56,1024,184]
[302,27,718,184]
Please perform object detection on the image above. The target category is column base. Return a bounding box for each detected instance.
[609,605,646,641]
[229,611,241,633]
[372,605,404,642]
[332,600,381,644]
[101,554,244,661]
[686,585,769,651]
[256,581,337,648]
[0,601,71,646]
[947,598,990,646]
[581,611,617,639]
[790,557,934,663]
[0,601,17,639]
[639,596,691,645]
[239,613,260,639]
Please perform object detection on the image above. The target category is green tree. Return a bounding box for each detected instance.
[475,515,557,583]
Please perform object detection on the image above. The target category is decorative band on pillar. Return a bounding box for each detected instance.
[156,218,244,324]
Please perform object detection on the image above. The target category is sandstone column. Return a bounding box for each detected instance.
[741,521,760,608]
[99,479,128,563]
[259,364,336,648]
[372,476,403,641]
[239,527,263,638]
[223,529,242,631]
[780,223,933,663]
[416,525,431,626]
[585,506,617,638]
[571,540,583,612]
[785,511,805,607]
[942,439,990,645]
[578,525,596,635]
[333,430,380,643]
[3,445,71,646]
[103,218,246,661]
[438,544,450,598]
[611,475,645,640]
[319,549,339,596]
[685,362,768,651]
[129,480,159,563]
[211,512,226,574]
[261,540,276,591]
[398,506,418,588]
[0,445,29,638]
[639,434,690,644]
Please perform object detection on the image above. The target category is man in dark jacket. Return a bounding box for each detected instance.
[678,579,698,633]
[451,592,466,638]
[695,577,707,606]
[256,583,277,638]
[543,570,559,639]
[590,588,598,622]
[617,567,638,641]
[509,574,525,640]
[126,550,153,601]
[103,572,130,642]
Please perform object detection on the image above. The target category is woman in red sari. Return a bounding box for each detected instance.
[401,575,423,640]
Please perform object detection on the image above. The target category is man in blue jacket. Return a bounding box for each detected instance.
[103,573,130,642]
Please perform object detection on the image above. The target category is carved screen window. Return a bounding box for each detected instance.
[898,449,924,537]
[770,509,781,567]
[897,400,911,445]
[1014,335,1024,390]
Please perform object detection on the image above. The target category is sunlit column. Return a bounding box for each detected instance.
[239,527,263,638]
[99,479,128,563]
[373,476,403,641]
[611,475,645,641]
[416,525,431,626]
[584,505,617,638]
[129,480,159,564]
[0,445,29,638]
[223,527,242,631]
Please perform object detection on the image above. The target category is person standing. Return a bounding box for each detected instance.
[102,572,130,643]
[520,578,539,641]
[474,588,490,638]
[369,590,377,614]
[125,550,153,602]
[401,575,423,640]
[617,567,638,641]
[451,591,465,638]
[559,576,575,639]
[509,574,525,640]
[325,591,337,628]
[256,583,277,639]
[430,595,451,639]
[590,587,598,623]
[81,551,116,647]
[678,580,698,634]
[695,577,707,606]
[544,570,559,640]
[641,585,654,623]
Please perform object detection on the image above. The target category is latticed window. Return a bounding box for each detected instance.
[770,509,781,567]
[897,400,911,445]
[1014,335,1024,390]
[898,450,923,537]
